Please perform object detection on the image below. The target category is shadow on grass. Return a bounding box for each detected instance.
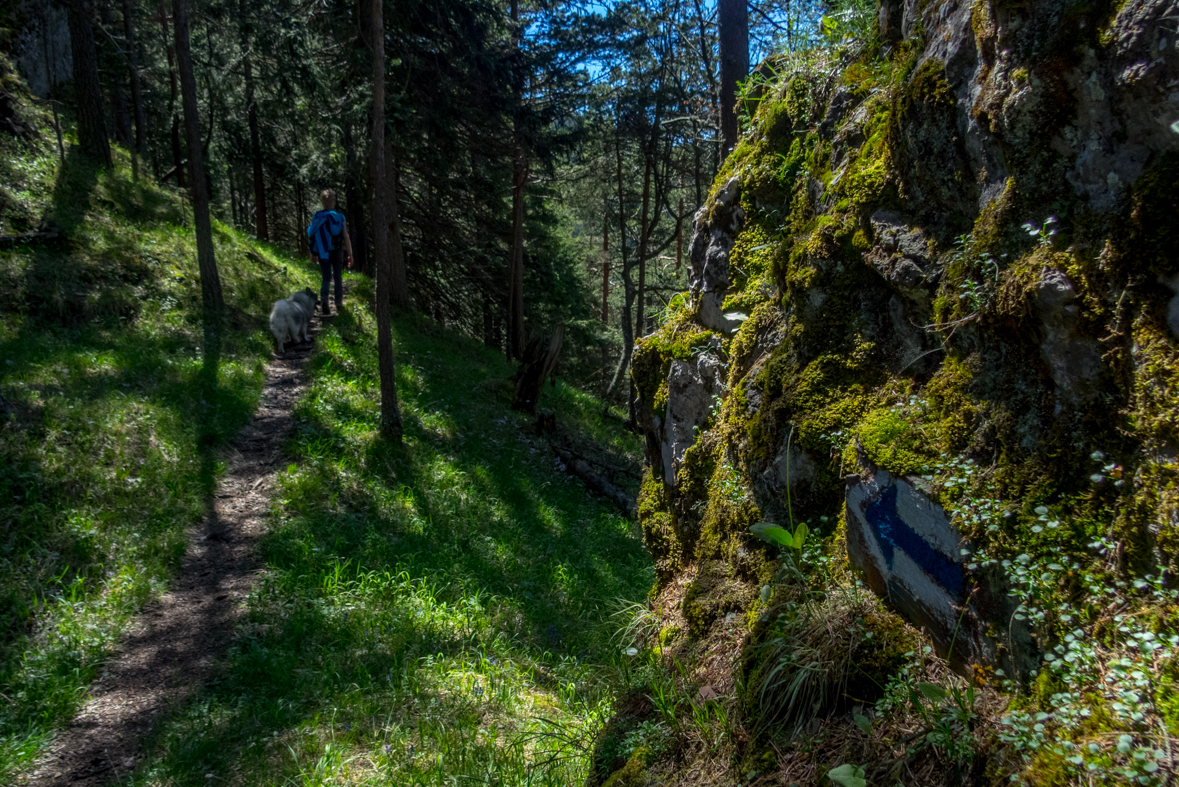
[0,313,260,752]
[129,308,653,785]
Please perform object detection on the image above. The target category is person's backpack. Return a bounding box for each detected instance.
[307,210,344,260]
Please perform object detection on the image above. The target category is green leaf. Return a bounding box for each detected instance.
[749,522,792,548]
[827,763,867,787]
[792,522,809,551]
[853,713,871,733]
[918,681,948,703]
[287,463,297,475]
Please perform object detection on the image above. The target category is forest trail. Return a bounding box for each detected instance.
[21,320,324,787]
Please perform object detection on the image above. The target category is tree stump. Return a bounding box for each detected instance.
[511,325,563,414]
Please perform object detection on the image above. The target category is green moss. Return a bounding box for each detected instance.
[925,353,980,454]
[601,746,651,787]
[849,406,934,475]
[682,559,750,638]
[695,456,761,562]
[638,468,680,582]
[631,323,716,415]
[1124,151,1179,277]
[971,177,1017,251]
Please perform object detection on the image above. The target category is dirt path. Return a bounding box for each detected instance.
[23,318,326,787]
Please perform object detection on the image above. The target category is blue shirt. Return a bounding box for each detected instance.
[307,210,346,260]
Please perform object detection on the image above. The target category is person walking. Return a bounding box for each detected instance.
[307,189,354,315]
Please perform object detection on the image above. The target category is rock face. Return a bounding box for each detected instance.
[688,177,744,334]
[660,352,724,486]
[632,0,1179,690]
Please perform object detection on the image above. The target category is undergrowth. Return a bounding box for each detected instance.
[126,293,654,785]
[0,134,317,779]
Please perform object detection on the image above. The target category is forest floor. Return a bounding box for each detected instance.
[3,135,656,787]
[105,283,655,786]
[23,316,319,787]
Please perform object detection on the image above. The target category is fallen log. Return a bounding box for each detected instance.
[554,447,636,516]
[0,225,62,249]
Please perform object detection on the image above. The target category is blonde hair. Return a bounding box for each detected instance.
[320,189,337,209]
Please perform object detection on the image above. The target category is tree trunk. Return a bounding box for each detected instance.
[156,0,183,187]
[483,290,496,348]
[507,151,527,359]
[606,128,635,413]
[718,0,748,155]
[371,0,402,442]
[342,119,371,276]
[65,0,111,166]
[172,0,222,312]
[295,179,306,256]
[120,0,146,178]
[229,167,238,227]
[636,150,652,339]
[676,198,684,274]
[98,0,133,149]
[506,0,526,360]
[601,208,609,322]
[244,56,267,239]
[385,140,409,308]
[512,325,564,414]
[100,0,132,148]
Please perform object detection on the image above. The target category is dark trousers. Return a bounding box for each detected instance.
[318,249,343,310]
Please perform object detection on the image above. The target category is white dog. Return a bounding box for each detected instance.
[269,288,318,354]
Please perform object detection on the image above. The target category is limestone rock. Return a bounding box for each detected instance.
[660,353,724,486]
[863,211,935,302]
[753,437,818,527]
[688,178,744,334]
[1034,268,1104,408]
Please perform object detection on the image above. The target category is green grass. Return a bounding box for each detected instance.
[0,137,319,780]
[125,280,654,785]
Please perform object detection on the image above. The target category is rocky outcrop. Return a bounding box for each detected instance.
[632,0,1179,697]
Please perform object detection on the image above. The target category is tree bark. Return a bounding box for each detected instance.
[229,166,238,227]
[371,0,403,442]
[172,0,222,312]
[676,198,683,274]
[342,119,371,276]
[155,0,183,187]
[718,0,748,155]
[636,149,652,339]
[506,0,526,360]
[244,56,267,239]
[99,0,133,148]
[507,151,527,359]
[65,0,111,166]
[385,141,409,308]
[606,127,635,415]
[601,207,609,322]
[120,0,146,178]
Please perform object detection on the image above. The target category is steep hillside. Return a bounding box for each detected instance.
[613,1,1179,785]
[0,61,321,778]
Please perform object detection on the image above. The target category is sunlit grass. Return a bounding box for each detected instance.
[0,139,319,780]
[129,286,654,785]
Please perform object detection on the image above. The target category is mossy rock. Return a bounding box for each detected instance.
[586,691,657,787]
[682,559,751,638]
[737,591,917,735]
[601,747,652,787]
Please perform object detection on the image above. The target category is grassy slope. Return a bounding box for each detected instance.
[123,280,653,785]
[0,130,319,778]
